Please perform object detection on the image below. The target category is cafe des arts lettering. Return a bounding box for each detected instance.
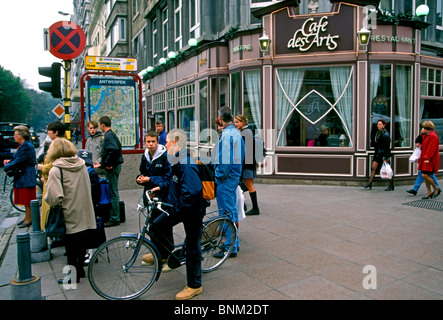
[274,3,355,55]
[287,16,339,51]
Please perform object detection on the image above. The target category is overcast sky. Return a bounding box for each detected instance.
[0,0,75,91]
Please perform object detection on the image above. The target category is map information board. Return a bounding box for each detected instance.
[86,77,138,148]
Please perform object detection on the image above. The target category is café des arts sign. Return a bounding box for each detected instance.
[274,3,355,55]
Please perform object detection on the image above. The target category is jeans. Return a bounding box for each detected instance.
[152,207,205,289]
[216,177,240,253]
[413,170,440,192]
[105,164,121,223]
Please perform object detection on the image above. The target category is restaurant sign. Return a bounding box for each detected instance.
[274,3,355,55]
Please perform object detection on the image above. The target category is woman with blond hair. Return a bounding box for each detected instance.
[44,138,96,283]
[234,114,260,215]
[419,120,441,199]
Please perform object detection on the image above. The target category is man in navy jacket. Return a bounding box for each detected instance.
[146,129,205,300]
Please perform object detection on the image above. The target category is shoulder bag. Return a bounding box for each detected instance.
[45,168,66,239]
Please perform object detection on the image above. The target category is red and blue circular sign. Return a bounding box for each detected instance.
[49,21,86,60]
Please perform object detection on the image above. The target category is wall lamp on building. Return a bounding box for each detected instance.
[416,4,429,17]
[357,27,371,47]
[159,57,167,65]
[168,51,177,59]
[188,38,198,47]
[259,32,271,52]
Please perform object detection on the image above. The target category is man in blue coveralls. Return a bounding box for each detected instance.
[213,106,245,258]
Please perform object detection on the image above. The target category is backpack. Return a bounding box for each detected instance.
[87,166,111,205]
[254,134,267,163]
[196,156,216,200]
[99,178,112,205]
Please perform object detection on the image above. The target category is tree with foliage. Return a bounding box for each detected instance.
[0,65,32,122]
[0,65,61,130]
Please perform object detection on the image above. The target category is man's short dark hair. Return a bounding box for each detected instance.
[219,106,233,123]
[155,120,164,126]
[145,130,159,141]
[99,116,112,127]
[47,121,66,137]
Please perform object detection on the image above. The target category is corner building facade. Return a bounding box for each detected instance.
[143,0,443,185]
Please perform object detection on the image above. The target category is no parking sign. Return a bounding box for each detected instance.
[49,21,86,60]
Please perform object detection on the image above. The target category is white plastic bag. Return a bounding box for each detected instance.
[380,162,393,179]
[409,147,421,163]
[236,186,246,222]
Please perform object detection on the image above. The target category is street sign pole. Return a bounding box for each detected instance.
[46,20,86,142]
[63,60,71,140]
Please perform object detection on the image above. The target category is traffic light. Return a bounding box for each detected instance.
[38,62,62,98]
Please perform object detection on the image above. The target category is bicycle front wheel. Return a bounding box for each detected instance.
[201,217,237,273]
[88,236,160,300]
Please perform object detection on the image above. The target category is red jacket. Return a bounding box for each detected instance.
[419,130,440,172]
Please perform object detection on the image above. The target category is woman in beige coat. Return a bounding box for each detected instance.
[44,138,96,284]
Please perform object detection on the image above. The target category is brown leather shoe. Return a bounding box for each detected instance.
[175,286,203,300]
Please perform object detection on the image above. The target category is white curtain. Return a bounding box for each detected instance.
[330,66,353,147]
[370,64,380,119]
[244,70,261,131]
[276,68,305,146]
[395,65,410,147]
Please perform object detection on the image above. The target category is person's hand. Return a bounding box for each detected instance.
[37,163,43,170]
[93,161,100,169]
[424,160,430,164]
[3,159,10,165]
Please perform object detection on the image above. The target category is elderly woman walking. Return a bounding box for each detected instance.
[3,125,37,228]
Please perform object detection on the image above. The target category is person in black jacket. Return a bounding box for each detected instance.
[363,119,394,191]
[4,125,37,228]
[94,116,124,227]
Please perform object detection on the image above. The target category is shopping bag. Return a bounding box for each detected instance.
[236,186,246,222]
[380,162,393,179]
[409,147,421,163]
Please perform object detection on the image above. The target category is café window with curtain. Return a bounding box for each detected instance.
[420,67,443,144]
[370,64,412,148]
[275,66,354,147]
[230,70,262,133]
[177,83,196,139]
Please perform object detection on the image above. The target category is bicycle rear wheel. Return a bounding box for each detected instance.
[200,217,237,273]
[88,236,160,300]
[10,188,25,212]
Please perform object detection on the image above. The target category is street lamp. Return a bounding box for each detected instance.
[259,31,271,52]
[357,27,371,46]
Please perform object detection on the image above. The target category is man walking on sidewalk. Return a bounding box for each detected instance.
[94,116,124,227]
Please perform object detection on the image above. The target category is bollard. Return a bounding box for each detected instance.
[16,233,33,282]
[29,200,50,263]
[10,233,42,300]
[31,199,41,232]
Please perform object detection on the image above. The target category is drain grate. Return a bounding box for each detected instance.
[404,199,443,212]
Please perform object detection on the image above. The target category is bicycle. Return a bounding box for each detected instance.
[87,189,238,300]
[3,169,43,212]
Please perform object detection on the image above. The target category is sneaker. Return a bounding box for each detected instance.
[141,254,166,266]
[406,189,417,195]
[162,264,174,273]
[175,286,203,300]
[213,249,237,259]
